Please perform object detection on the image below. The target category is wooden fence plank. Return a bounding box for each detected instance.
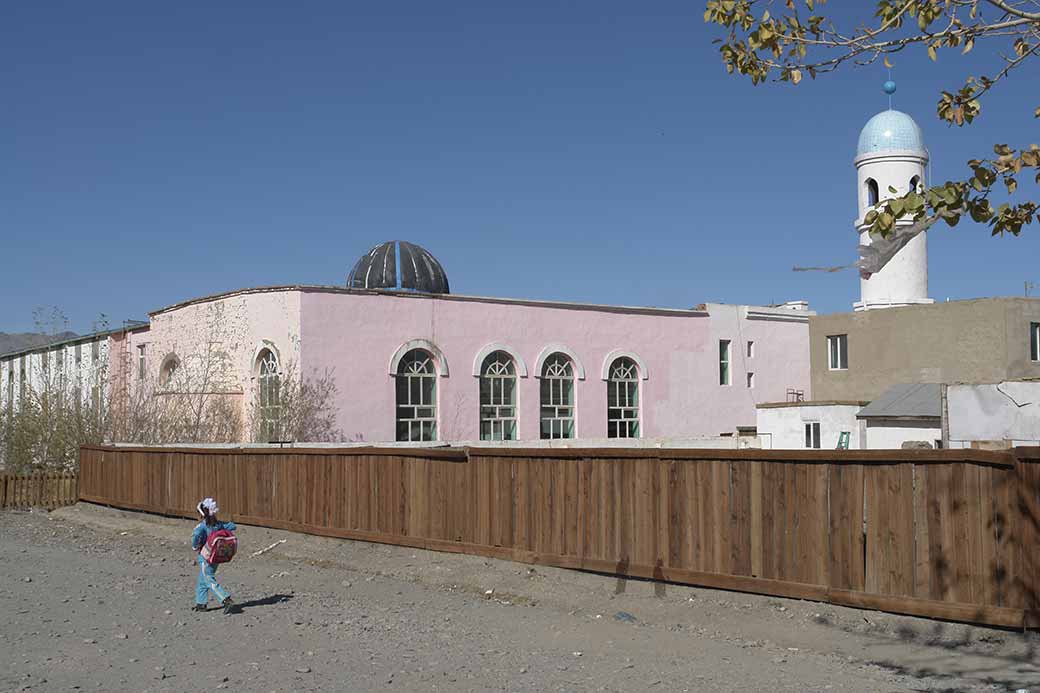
[70,444,1035,629]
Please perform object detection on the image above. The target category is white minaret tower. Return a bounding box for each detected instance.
[853,81,933,311]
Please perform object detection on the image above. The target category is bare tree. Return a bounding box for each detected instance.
[247,361,343,443]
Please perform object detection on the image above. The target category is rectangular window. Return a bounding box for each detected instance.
[746,372,755,388]
[827,334,848,370]
[719,340,731,386]
[138,345,147,381]
[804,421,821,449]
[91,341,100,363]
[1032,322,1039,362]
[746,341,755,358]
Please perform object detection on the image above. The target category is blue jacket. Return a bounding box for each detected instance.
[192,519,237,552]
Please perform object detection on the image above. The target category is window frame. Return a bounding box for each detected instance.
[137,345,146,381]
[1031,322,1040,362]
[540,353,575,440]
[865,178,879,208]
[746,371,755,389]
[607,357,640,439]
[256,349,281,442]
[479,351,517,441]
[827,334,848,371]
[804,421,821,449]
[395,348,438,442]
[719,339,731,386]
[159,354,181,387]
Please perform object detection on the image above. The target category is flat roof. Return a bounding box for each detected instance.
[148,284,813,321]
[812,295,1040,318]
[757,400,869,409]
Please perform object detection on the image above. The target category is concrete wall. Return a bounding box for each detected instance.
[810,298,1040,402]
[756,403,862,450]
[862,419,941,449]
[300,291,812,443]
[948,381,1040,446]
[1006,301,1040,379]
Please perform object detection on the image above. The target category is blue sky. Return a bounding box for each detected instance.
[3,1,1038,334]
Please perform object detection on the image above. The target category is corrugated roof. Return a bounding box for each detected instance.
[857,383,941,419]
[0,323,149,361]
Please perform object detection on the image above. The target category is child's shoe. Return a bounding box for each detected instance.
[222,596,237,615]
[192,603,207,612]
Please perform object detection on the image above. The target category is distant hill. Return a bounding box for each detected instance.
[0,331,79,357]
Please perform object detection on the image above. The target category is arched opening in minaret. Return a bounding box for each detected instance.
[909,175,921,193]
[865,178,879,208]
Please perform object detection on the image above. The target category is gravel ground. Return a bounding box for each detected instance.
[1,503,1039,692]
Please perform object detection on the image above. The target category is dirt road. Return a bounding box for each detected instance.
[2,504,1038,692]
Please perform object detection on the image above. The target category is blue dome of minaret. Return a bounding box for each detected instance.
[857,110,926,156]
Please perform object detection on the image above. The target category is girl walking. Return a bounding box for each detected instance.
[191,497,238,614]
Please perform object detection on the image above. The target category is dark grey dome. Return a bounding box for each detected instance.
[347,241,450,294]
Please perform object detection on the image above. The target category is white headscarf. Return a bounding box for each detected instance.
[197,497,219,518]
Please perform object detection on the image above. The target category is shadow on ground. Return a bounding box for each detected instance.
[815,611,1040,692]
[237,593,293,611]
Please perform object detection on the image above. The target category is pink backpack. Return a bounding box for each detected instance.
[200,529,238,565]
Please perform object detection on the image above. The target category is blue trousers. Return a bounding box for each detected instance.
[195,554,230,605]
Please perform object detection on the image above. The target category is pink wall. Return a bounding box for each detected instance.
[123,290,302,426]
[300,291,811,443]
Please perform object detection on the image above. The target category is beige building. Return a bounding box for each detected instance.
[810,297,1040,402]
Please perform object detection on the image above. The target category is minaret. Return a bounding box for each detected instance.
[853,81,933,311]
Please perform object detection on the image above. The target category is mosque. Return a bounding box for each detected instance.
[3,90,1038,448]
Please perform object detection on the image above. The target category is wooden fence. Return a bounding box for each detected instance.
[1,472,79,509]
[79,444,1040,628]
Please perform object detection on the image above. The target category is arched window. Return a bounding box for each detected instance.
[159,354,180,387]
[479,351,517,441]
[607,357,640,439]
[540,353,575,439]
[909,175,921,193]
[865,178,879,207]
[256,348,281,442]
[396,349,437,441]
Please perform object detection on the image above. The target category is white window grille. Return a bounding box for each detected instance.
[138,345,146,381]
[827,334,848,370]
[719,340,731,386]
[804,421,821,449]
[396,349,437,442]
[257,349,281,442]
[540,353,575,440]
[1032,322,1039,362]
[479,351,517,441]
[607,357,640,439]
